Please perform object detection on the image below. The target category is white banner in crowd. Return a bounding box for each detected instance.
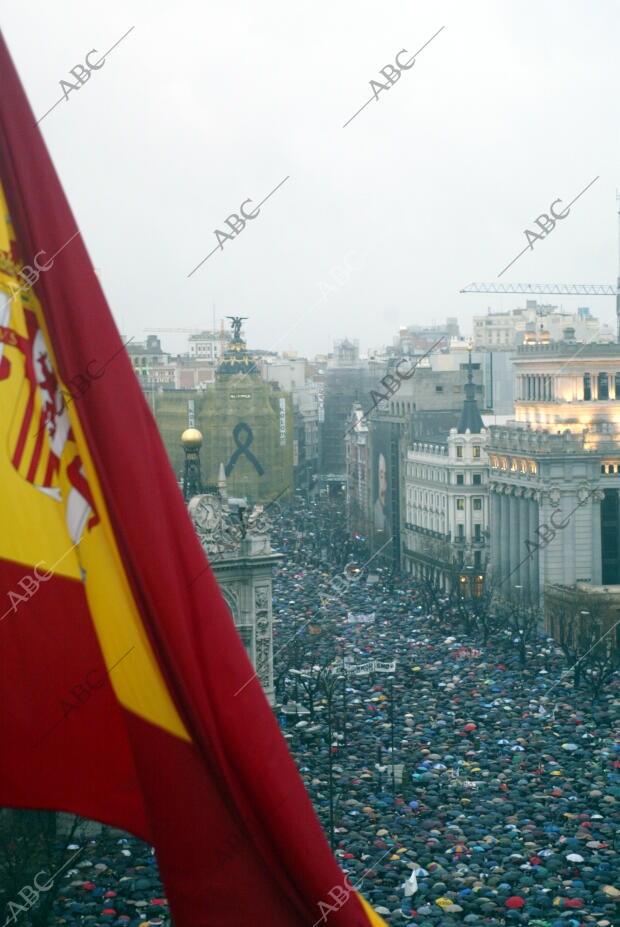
[345,612,376,624]
[330,660,396,676]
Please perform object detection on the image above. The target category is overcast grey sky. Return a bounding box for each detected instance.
[4,1,619,357]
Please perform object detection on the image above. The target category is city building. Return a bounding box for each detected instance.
[144,321,293,502]
[344,349,486,569]
[188,328,230,361]
[198,320,293,504]
[184,433,279,703]
[262,356,320,495]
[487,341,620,615]
[402,362,489,594]
[431,343,516,415]
[473,301,610,350]
[395,318,460,354]
[320,340,384,491]
[172,356,217,390]
[345,406,370,539]
[545,582,620,655]
[127,335,175,390]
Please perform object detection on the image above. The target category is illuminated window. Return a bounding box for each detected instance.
[510,458,518,472]
[473,446,481,458]
[520,459,527,473]
[456,446,463,458]
[529,460,537,474]
[500,456,508,470]
[457,498,465,510]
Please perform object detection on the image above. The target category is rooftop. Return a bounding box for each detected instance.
[515,342,620,358]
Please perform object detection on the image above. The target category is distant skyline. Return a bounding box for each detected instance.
[4,0,619,358]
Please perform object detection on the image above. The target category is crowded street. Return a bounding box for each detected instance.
[271,496,620,927]
[18,496,620,927]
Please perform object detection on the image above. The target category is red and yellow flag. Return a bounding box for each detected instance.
[0,32,386,927]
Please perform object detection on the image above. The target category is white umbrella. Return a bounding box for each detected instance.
[402,870,418,897]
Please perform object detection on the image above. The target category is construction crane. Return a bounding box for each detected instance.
[460,283,616,296]
[461,195,620,340]
[460,282,620,341]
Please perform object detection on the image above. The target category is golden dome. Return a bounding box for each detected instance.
[181,428,203,448]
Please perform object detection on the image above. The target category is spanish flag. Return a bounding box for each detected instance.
[0,33,386,927]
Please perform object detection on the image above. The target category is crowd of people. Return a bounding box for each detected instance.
[271,495,620,927]
[9,494,619,927]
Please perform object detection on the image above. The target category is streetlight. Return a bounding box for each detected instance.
[318,670,343,851]
[341,673,348,748]
[387,674,396,795]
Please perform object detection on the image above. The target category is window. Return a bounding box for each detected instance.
[615,373,620,398]
[473,498,482,511]
[435,385,444,393]
[474,550,482,568]
[472,446,481,458]
[474,523,481,540]
[456,498,465,510]
[457,523,464,538]
[473,474,482,485]
[598,372,609,400]
[456,474,464,485]
[583,373,591,400]
[456,446,463,458]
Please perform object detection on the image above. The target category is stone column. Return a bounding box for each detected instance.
[512,489,522,587]
[521,490,531,593]
[490,487,500,577]
[591,489,604,584]
[531,493,540,603]
[501,489,511,582]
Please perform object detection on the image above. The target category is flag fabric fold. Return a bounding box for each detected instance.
[0,31,387,927]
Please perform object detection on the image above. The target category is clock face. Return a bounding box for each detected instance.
[191,496,222,533]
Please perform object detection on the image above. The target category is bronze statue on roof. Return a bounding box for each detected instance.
[226,316,247,342]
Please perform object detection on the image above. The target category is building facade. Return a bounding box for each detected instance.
[127,335,175,390]
[403,367,489,594]
[188,491,279,703]
[488,342,620,608]
[262,357,320,496]
[188,329,230,361]
[345,406,370,539]
[473,302,608,350]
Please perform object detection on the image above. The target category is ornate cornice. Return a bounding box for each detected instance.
[188,493,277,560]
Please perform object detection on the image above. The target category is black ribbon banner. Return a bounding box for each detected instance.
[224,422,265,477]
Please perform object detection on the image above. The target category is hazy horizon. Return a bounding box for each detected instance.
[4,0,619,358]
